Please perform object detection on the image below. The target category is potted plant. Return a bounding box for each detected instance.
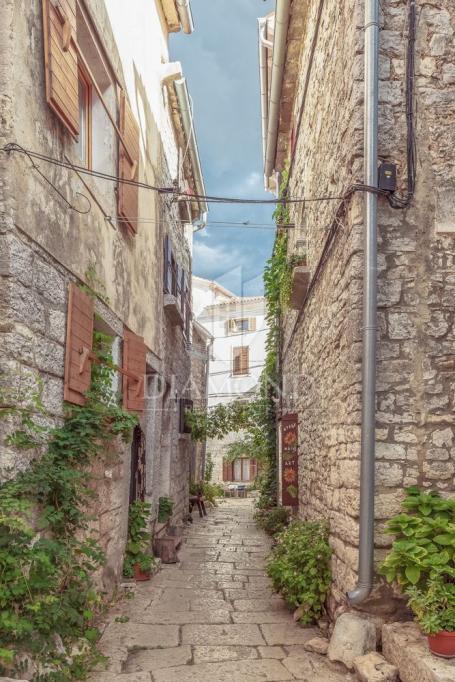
[123,500,155,581]
[406,578,455,657]
[380,487,455,658]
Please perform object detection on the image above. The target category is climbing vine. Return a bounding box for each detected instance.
[0,330,137,679]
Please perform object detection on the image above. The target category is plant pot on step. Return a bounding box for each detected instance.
[428,632,455,658]
[133,563,151,581]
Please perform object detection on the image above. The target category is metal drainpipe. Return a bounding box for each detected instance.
[264,0,291,180]
[347,0,379,606]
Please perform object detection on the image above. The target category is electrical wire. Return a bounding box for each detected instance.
[2,143,388,208]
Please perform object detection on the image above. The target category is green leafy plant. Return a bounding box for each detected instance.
[0,329,137,678]
[267,520,331,624]
[158,496,174,523]
[190,481,223,506]
[204,452,214,482]
[406,578,455,635]
[380,488,455,590]
[380,487,455,636]
[123,500,154,578]
[255,506,290,536]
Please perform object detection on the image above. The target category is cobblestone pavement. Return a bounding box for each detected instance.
[90,499,353,681]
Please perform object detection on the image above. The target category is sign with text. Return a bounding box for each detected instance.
[281,413,299,507]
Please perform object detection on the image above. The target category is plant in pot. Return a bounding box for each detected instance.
[158,496,174,523]
[123,500,155,581]
[380,487,455,658]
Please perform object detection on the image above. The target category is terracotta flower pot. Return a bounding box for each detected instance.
[133,563,151,581]
[428,631,455,658]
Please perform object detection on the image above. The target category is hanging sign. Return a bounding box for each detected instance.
[281,413,299,507]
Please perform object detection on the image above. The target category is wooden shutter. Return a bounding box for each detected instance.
[250,459,258,481]
[248,317,257,332]
[118,91,140,234]
[123,329,146,412]
[233,347,249,375]
[223,460,233,482]
[233,347,241,375]
[64,283,94,405]
[241,347,249,374]
[42,0,79,138]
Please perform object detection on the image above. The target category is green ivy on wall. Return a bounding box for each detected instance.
[0,330,137,680]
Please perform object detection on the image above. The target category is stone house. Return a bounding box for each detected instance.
[259,0,455,615]
[193,276,267,487]
[0,0,206,589]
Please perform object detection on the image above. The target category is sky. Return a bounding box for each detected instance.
[171,0,276,297]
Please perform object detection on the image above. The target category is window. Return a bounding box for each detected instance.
[76,68,91,167]
[227,318,256,335]
[74,4,116,176]
[42,0,140,233]
[234,458,250,482]
[232,346,249,376]
[223,458,258,482]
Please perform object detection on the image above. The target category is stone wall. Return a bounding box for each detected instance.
[0,0,194,586]
[190,324,210,482]
[281,0,455,614]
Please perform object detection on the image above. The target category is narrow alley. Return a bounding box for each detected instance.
[90,500,352,682]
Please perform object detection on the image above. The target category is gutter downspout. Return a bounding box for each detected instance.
[174,77,208,228]
[348,0,379,606]
[176,0,194,35]
[264,0,291,181]
[258,18,271,190]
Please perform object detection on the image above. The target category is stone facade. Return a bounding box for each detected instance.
[263,0,455,612]
[0,0,202,590]
[190,321,211,482]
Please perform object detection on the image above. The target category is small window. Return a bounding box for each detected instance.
[227,318,256,334]
[232,346,249,376]
[76,68,92,167]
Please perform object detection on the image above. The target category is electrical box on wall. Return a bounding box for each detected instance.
[379,163,397,192]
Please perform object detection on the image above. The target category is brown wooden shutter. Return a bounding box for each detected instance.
[64,283,94,405]
[42,0,79,138]
[238,347,249,374]
[223,460,233,482]
[232,347,241,376]
[248,317,257,332]
[233,347,249,376]
[118,91,140,234]
[123,329,146,412]
[250,459,258,481]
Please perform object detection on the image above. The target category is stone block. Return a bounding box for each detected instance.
[327,613,377,670]
[181,624,265,646]
[353,652,399,681]
[193,646,258,663]
[125,646,192,671]
[382,622,455,682]
[303,636,329,655]
[260,623,318,646]
[153,659,291,682]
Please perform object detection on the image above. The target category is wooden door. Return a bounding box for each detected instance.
[129,425,146,503]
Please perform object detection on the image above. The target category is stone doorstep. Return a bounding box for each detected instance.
[382,622,455,682]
